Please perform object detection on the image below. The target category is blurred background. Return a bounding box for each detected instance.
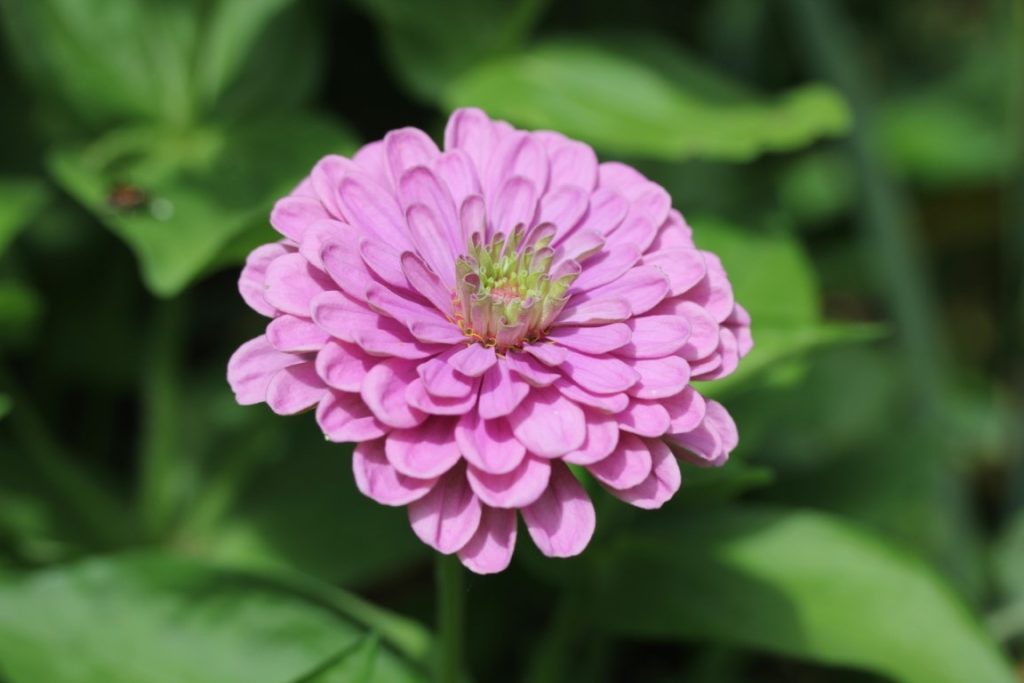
[0,0,1021,681]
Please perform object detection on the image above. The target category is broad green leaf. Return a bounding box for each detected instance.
[689,217,883,393]
[777,149,856,227]
[597,507,1016,683]
[0,553,426,683]
[994,510,1024,601]
[0,177,48,256]
[0,281,42,347]
[444,39,851,162]
[0,0,200,126]
[48,114,358,296]
[297,635,381,683]
[351,0,545,101]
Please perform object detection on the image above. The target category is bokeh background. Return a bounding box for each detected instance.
[0,0,1022,681]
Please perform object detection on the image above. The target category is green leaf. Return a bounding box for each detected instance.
[47,114,358,296]
[0,394,9,420]
[994,510,1024,601]
[295,635,381,683]
[688,217,884,393]
[0,281,42,347]
[351,0,545,101]
[444,39,851,162]
[597,507,1016,683]
[0,553,426,683]
[0,177,48,256]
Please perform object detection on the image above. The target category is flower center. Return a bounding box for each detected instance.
[453,225,578,350]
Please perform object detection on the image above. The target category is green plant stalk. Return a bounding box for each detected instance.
[137,296,188,539]
[436,554,465,683]
[785,0,952,419]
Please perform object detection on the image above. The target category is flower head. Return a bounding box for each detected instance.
[228,108,752,574]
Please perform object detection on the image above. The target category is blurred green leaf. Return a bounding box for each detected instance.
[0,553,426,683]
[994,510,1024,601]
[0,0,319,128]
[352,0,546,101]
[777,149,856,227]
[0,281,42,347]
[0,395,9,420]
[0,177,48,256]
[444,39,851,162]
[48,114,357,296]
[689,217,884,393]
[296,635,381,683]
[598,507,1017,683]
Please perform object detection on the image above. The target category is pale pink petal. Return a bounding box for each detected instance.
[536,131,598,190]
[538,185,588,237]
[266,363,326,415]
[548,323,631,355]
[664,386,706,434]
[554,298,631,326]
[266,314,329,352]
[337,172,414,251]
[504,351,560,387]
[353,439,435,506]
[668,419,723,466]
[522,464,595,558]
[405,202,457,286]
[359,238,412,292]
[239,243,288,316]
[478,361,530,419]
[317,391,387,442]
[263,253,332,317]
[587,433,653,489]
[309,154,354,219]
[467,455,551,508]
[694,328,740,380]
[489,176,537,234]
[578,265,670,317]
[227,336,303,405]
[616,399,671,437]
[270,196,328,242]
[573,244,641,292]
[385,416,461,478]
[447,344,497,377]
[556,380,629,414]
[401,252,454,315]
[484,131,548,201]
[352,140,391,188]
[433,149,481,207]
[628,356,691,400]
[619,315,690,358]
[704,399,739,453]
[408,466,482,554]
[523,342,567,367]
[563,412,620,465]
[640,248,706,296]
[361,359,428,428]
[385,127,440,184]
[458,507,517,574]
[508,386,585,457]
[419,356,475,398]
[570,188,627,239]
[459,194,486,246]
[559,349,638,394]
[310,290,376,343]
[445,108,498,173]
[405,377,480,416]
[455,411,526,474]
[609,439,681,509]
[315,340,376,391]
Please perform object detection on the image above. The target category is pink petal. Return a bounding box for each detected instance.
[266,362,326,415]
[384,127,440,184]
[316,391,387,442]
[310,290,376,344]
[447,344,497,377]
[263,253,333,317]
[641,248,706,296]
[489,176,537,234]
[385,416,461,478]
[554,298,631,326]
[459,194,487,246]
[508,386,585,457]
[628,356,691,400]
[405,377,480,416]
[538,185,588,238]
[704,399,739,453]
[548,323,631,355]
[455,411,526,474]
[573,244,641,292]
[405,202,457,286]
[523,342,567,367]
[320,237,375,302]
[668,419,723,466]
[697,253,735,322]
[359,238,411,291]
[353,317,447,360]
[227,336,303,405]
[610,439,681,509]
[353,439,436,506]
[504,351,560,387]
[352,140,391,189]
[619,315,690,359]
[579,265,669,317]
[603,214,657,257]
[309,154,354,219]
[270,196,328,242]
[444,108,498,173]
[433,149,481,207]
[587,432,653,489]
[298,219,345,270]
[315,340,376,392]
[484,132,548,202]
[555,380,629,414]
[616,399,671,437]
[408,466,482,554]
[694,328,740,380]
[266,314,329,353]
[361,359,428,428]
[401,251,454,315]
[522,463,595,558]
[536,131,598,191]
[572,188,628,238]
[563,412,620,465]
[239,243,289,316]
[419,356,475,398]
[559,349,638,394]
[458,506,517,574]
[478,361,530,419]
[467,455,551,508]
[668,301,720,360]
[663,386,706,434]
[337,172,413,251]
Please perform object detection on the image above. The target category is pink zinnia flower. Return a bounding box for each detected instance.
[228,108,752,574]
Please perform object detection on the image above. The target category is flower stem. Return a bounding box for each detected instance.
[435,554,465,683]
